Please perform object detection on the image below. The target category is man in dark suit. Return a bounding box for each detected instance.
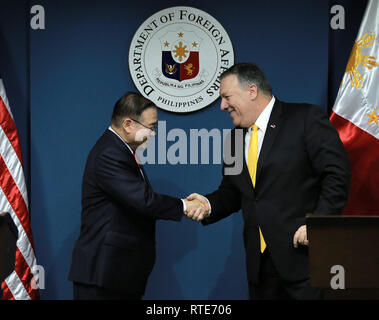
[68,92,204,300]
[185,63,351,299]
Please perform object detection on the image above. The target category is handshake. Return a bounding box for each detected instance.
[183,193,210,221]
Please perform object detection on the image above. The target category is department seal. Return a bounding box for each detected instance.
[128,6,234,113]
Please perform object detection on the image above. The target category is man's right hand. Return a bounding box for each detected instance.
[184,193,211,221]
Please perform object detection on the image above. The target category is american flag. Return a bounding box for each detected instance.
[0,77,39,299]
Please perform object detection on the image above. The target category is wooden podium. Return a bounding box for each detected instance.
[0,212,18,286]
[307,215,379,299]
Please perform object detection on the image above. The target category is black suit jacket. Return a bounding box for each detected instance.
[204,100,351,284]
[68,129,183,295]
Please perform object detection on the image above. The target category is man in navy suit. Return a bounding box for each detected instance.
[68,92,204,300]
[186,63,351,300]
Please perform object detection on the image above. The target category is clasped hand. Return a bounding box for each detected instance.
[183,193,210,221]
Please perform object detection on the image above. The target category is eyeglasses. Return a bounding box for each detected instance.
[130,118,157,132]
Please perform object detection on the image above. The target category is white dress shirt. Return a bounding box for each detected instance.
[244,96,276,165]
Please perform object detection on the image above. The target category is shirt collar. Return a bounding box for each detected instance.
[108,126,134,155]
[252,96,276,133]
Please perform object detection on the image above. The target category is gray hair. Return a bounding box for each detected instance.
[111,92,156,128]
[220,63,272,96]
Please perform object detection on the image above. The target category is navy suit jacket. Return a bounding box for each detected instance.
[68,129,183,295]
[204,100,351,285]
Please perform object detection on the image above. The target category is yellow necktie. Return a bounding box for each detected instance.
[248,124,266,253]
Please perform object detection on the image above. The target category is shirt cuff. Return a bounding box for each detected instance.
[205,197,212,215]
[181,199,187,212]
[181,198,212,215]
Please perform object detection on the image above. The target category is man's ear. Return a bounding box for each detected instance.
[248,83,258,100]
[122,118,133,133]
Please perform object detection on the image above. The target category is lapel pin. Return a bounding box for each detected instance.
[270,124,276,129]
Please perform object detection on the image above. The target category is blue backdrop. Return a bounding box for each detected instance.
[0,0,367,299]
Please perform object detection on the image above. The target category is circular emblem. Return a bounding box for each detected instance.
[128,6,234,113]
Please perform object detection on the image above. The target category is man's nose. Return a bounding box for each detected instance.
[220,99,228,110]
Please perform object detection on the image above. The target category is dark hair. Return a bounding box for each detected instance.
[111,92,156,127]
[220,63,272,96]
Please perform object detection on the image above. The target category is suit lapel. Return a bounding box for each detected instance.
[241,149,254,191]
[131,151,150,185]
[256,99,283,183]
[139,163,151,187]
[237,127,256,193]
[106,129,149,184]
[238,100,283,192]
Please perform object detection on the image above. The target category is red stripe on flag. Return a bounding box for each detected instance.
[0,155,34,248]
[1,282,15,300]
[0,97,23,167]
[330,112,379,216]
[0,155,39,299]
[14,248,40,300]
[0,81,38,300]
